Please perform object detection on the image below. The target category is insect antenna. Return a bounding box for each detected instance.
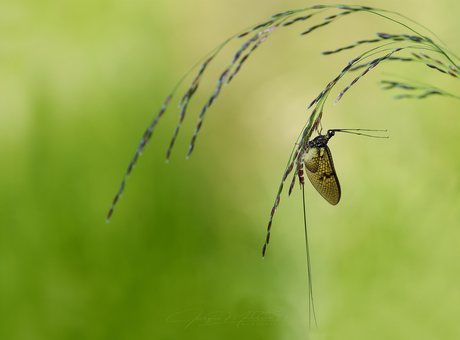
[302,184,318,329]
[328,128,389,139]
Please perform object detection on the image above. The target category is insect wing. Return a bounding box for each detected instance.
[304,145,341,205]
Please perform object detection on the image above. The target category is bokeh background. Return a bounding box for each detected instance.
[1,0,459,339]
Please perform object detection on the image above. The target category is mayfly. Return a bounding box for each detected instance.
[274,128,388,328]
[300,128,388,203]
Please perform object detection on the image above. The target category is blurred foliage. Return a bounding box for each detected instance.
[0,0,459,339]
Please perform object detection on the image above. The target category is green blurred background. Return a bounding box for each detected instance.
[1,0,460,339]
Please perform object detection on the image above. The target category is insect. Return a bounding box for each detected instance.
[299,128,387,205]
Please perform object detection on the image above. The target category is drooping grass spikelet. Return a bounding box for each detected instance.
[380,80,416,90]
[288,150,305,194]
[288,149,303,197]
[166,85,196,162]
[350,56,415,71]
[186,69,229,159]
[237,20,274,38]
[376,32,423,42]
[306,57,360,112]
[322,39,382,55]
[262,142,301,258]
[380,79,460,100]
[282,14,313,27]
[166,57,213,162]
[300,20,332,36]
[226,28,275,85]
[393,91,442,99]
[321,31,423,57]
[271,9,300,18]
[323,10,352,20]
[448,64,459,73]
[425,63,447,74]
[287,160,298,195]
[107,95,172,222]
[335,48,403,104]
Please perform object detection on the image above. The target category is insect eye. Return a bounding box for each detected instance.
[329,130,335,137]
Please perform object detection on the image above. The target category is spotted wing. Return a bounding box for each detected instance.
[303,146,341,205]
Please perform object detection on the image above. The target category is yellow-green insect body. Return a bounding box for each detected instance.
[302,130,341,205]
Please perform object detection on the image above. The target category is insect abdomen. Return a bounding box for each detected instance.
[303,145,341,205]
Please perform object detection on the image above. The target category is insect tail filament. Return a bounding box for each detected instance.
[302,184,318,329]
